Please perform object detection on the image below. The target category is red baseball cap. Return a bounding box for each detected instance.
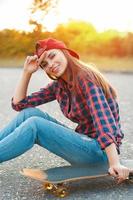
[35,38,79,59]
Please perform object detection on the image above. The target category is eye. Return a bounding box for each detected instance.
[40,60,48,69]
[49,52,56,59]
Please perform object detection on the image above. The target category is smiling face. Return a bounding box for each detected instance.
[38,49,68,80]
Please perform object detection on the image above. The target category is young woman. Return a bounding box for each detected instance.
[0,38,130,183]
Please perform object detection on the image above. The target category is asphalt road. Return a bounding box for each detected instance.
[0,68,133,200]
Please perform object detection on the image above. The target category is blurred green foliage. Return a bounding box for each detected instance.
[0,20,133,58]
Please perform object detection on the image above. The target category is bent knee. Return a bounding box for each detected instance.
[18,107,48,118]
[20,107,40,114]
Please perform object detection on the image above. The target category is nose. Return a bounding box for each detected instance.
[47,60,54,69]
[48,60,54,69]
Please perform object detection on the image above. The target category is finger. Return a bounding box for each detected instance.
[118,169,123,178]
[109,168,118,177]
[33,55,38,59]
[29,55,37,61]
[26,56,30,62]
[38,51,47,66]
[117,177,124,184]
[124,169,130,179]
[117,171,129,183]
[32,55,38,61]
[120,168,129,180]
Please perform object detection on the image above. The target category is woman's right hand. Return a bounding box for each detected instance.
[108,164,130,184]
[23,55,39,74]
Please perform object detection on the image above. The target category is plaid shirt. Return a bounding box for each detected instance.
[12,75,124,153]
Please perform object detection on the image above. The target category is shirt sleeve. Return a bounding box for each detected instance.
[78,76,118,150]
[11,81,56,111]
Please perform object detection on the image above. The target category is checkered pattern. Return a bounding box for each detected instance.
[12,75,124,153]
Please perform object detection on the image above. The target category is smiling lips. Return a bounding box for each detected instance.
[51,64,60,73]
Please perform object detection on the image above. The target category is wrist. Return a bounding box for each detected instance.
[22,70,32,77]
[109,161,120,167]
[105,143,120,166]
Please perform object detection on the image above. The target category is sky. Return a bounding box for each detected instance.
[0,0,133,32]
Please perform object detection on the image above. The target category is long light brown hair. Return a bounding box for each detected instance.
[62,49,117,99]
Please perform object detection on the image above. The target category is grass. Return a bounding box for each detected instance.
[0,56,133,72]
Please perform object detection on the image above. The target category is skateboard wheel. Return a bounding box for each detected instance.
[55,187,68,198]
[129,179,133,183]
[43,182,54,191]
[129,173,133,182]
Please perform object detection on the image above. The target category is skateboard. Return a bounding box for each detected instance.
[20,159,133,198]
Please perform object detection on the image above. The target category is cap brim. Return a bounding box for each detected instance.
[35,41,79,59]
[65,48,79,59]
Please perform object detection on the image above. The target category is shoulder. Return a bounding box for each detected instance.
[77,71,94,89]
[76,72,105,100]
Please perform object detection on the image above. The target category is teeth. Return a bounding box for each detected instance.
[52,68,57,72]
[53,65,59,71]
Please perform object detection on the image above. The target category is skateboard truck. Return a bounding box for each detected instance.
[128,172,133,182]
[20,160,133,198]
[43,182,69,197]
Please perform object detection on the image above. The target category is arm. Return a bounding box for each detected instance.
[12,55,56,111]
[13,71,32,104]
[105,143,129,183]
[78,76,130,182]
[13,55,39,104]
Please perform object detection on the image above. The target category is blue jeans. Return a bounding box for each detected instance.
[0,108,108,165]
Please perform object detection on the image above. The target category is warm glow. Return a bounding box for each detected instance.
[0,0,32,31]
[0,0,133,32]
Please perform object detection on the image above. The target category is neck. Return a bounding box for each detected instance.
[60,68,70,83]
